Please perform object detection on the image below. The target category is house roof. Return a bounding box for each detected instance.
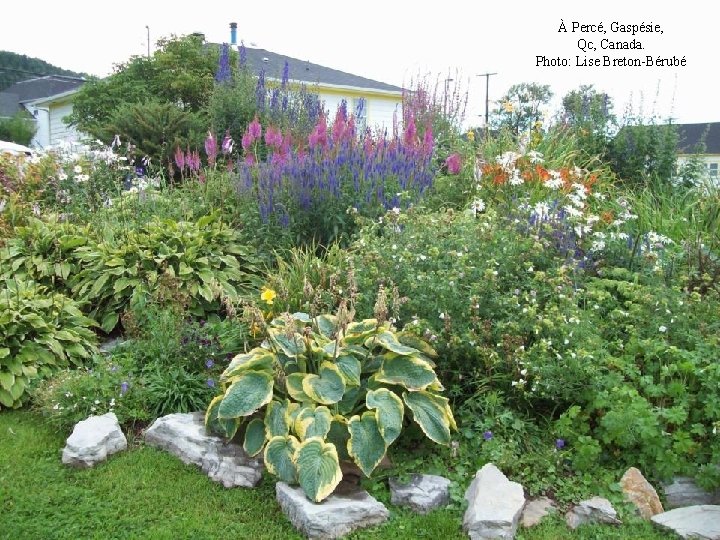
[0,75,85,115]
[240,46,404,94]
[676,122,720,155]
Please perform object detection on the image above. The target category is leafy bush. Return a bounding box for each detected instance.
[0,279,97,409]
[0,110,37,146]
[205,311,455,502]
[71,212,261,332]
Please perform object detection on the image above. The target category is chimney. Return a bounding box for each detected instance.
[230,22,237,46]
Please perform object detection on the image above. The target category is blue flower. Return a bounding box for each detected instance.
[120,381,129,395]
[483,430,493,441]
[207,379,216,388]
[555,438,566,449]
[205,358,215,369]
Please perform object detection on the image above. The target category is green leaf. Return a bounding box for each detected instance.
[316,314,338,339]
[101,312,120,333]
[198,282,214,302]
[286,373,312,402]
[403,391,455,445]
[264,435,299,484]
[375,331,421,355]
[294,406,332,441]
[0,372,15,391]
[179,262,193,275]
[302,362,346,405]
[221,350,274,381]
[113,277,139,293]
[218,371,273,419]
[265,400,290,437]
[344,319,379,344]
[88,273,110,299]
[271,332,304,358]
[204,394,241,439]
[396,332,438,359]
[366,388,404,445]
[0,388,15,408]
[0,348,9,359]
[9,376,26,400]
[376,355,439,391]
[326,417,350,461]
[335,355,361,387]
[337,386,363,415]
[293,437,342,502]
[347,412,387,477]
[243,418,267,457]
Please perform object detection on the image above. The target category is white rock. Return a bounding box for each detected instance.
[144,412,262,488]
[664,477,720,509]
[651,505,720,539]
[276,481,389,539]
[62,412,127,468]
[521,497,556,527]
[389,474,451,514]
[566,496,621,529]
[463,463,526,539]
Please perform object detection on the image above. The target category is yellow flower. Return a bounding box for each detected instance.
[260,288,277,305]
[503,101,514,113]
[467,130,475,142]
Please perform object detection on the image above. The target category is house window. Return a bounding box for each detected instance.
[353,98,368,133]
[708,163,718,178]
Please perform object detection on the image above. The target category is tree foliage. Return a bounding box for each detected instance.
[492,82,553,136]
[0,110,36,145]
[559,85,615,160]
[0,51,84,92]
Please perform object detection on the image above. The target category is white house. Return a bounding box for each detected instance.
[675,122,720,186]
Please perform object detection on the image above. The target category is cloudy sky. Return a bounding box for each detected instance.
[1,0,716,127]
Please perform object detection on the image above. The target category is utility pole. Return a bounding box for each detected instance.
[477,72,497,137]
[146,26,150,58]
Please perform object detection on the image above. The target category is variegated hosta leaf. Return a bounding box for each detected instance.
[294,406,332,441]
[337,386,363,415]
[396,332,438,359]
[327,416,350,461]
[315,314,338,339]
[204,394,242,439]
[286,373,312,402]
[221,349,274,381]
[347,412,387,477]
[365,388,404,445]
[293,437,343,502]
[218,371,273,419]
[335,355,361,387]
[265,400,290,437]
[302,362,346,405]
[403,391,456,445]
[374,331,421,355]
[265,435,299,484]
[375,355,439,391]
[243,418,267,457]
[270,331,305,357]
[343,319,380,344]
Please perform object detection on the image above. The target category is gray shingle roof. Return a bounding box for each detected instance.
[240,46,403,93]
[676,122,720,155]
[0,75,85,116]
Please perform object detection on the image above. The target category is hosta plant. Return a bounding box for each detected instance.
[0,279,98,409]
[205,312,455,502]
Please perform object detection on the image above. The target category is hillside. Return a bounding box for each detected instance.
[0,51,85,91]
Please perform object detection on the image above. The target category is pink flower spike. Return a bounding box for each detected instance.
[445,152,461,175]
[249,116,262,140]
[205,131,218,166]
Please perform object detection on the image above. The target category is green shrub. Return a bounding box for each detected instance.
[0,279,97,409]
[0,110,36,146]
[205,311,455,502]
[71,212,261,332]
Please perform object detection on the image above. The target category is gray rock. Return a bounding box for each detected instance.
[651,505,720,539]
[664,477,720,509]
[62,412,127,468]
[98,337,126,354]
[463,463,526,539]
[566,496,622,529]
[389,474,451,514]
[521,497,556,527]
[276,481,389,539]
[144,412,263,488]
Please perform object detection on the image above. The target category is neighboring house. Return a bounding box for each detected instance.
[675,122,720,184]
[223,23,404,132]
[0,75,85,149]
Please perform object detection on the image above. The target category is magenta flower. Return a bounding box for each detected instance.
[403,114,417,147]
[248,116,262,140]
[264,126,282,149]
[205,131,218,166]
[174,146,185,171]
[221,131,234,154]
[445,153,461,174]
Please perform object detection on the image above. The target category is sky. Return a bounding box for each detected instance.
[1,0,717,128]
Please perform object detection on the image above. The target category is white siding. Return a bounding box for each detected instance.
[317,91,402,134]
[49,100,81,145]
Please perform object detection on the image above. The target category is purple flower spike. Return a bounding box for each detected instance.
[120,381,129,395]
[483,430,493,441]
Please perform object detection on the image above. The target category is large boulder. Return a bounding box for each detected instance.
[651,505,720,539]
[620,467,663,519]
[276,481,389,539]
[389,474,451,514]
[144,412,263,488]
[463,463,525,539]
[566,496,621,529]
[663,477,720,509]
[62,412,127,468]
[521,497,556,527]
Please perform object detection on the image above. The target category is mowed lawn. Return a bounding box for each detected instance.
[0,411,672,540]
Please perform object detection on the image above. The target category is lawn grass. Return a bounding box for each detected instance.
[0,411,673,540]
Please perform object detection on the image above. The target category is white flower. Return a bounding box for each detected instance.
[471,198,486,215]
[52,403,60,410]
[0,199,5,213]
[439,312,445,320]
[76,174,89,183]
[58,172,68,181]
[533,202,550,220]
[73,165,82,174]
[526,150,544,164]
[659,325,667,333]
[509,170,524,186]
[391,207,400,215]
[544,177,563,190]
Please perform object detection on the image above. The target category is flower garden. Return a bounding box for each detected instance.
[1,37,719,539]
